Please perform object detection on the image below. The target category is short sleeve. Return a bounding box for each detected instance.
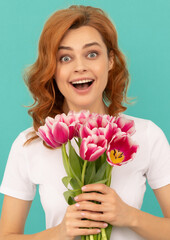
[0,132,36,200]
[146,121,170,189]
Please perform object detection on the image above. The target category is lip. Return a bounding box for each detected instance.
[69,77,94,84]
[69,77,95,94]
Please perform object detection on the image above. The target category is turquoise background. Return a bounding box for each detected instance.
[0,0,169,234]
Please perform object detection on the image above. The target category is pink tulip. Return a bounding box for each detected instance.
[52,113,77,143]
[114,116,136,136]
[68,110,90,136]
[38,125,62,148]
[79,114,120,145]
[38,113,77,147]
[69,110,90,124]
[79,114,107,137]
[80,135,107,161]
[104,123,121,143]
[106,133,138,166]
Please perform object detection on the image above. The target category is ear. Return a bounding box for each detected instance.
[108,50,114,71]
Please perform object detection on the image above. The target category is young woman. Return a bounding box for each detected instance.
[0,5,170,240]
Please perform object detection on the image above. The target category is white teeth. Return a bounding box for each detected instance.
[71,79,93,85]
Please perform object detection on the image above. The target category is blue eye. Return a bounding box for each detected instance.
[60,55,71,62]
[88,52,98,58]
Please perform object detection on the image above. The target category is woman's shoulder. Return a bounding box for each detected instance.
[121,114,168,143]
[121,113,150,124]
[122,113,159,129]
[12,127,41,149]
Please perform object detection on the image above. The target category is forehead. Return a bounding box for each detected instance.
[59,26,106,47]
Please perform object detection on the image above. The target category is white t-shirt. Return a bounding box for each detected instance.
[0,115,170,240]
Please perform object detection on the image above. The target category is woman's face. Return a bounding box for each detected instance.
[55,25,113,114]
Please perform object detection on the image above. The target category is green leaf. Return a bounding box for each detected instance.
[70,178,81,189]
[101,152,107,164]
[92,160,108,183]
[105,164,111,177]
[105,224,113,239]
[68,141,83,186]
[73,138,84,169]
[63,190,76,205]
[74,137,82,148]
[95,152,106,172]
[61,144,71,176]
[62,176,72,189]
[94,178,108,184]
[95,156,102,172]
[85,161,96,185]
[62,176,82,190]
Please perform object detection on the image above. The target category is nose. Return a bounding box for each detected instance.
[74,57,87,73]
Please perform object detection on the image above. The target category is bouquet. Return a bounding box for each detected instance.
[37,110,138,240]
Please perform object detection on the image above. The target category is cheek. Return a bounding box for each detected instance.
[95,58,110,75]
[55,66,67,87]
[98,63,110,82]
[55,65,62,82]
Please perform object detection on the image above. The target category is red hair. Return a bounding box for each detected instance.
[24,5,130,142]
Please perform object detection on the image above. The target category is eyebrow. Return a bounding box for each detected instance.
[58,42,102,51]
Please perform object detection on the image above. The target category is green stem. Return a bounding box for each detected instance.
[81,160,88,185]
[101,228,107,240]
[61,144,70,176]
[90,234,94,240]
[98,232,101,240]
[67,140,83,187]
[106,165,113,187]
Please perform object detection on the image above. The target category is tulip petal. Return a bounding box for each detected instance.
[80,135,107,161]
[38,126,60,148]
[52,122,69,144]
[89,147,106,161]
[106,133,138,166]
[116,117,135,135]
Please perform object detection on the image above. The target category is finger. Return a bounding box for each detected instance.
[74,192,105,203]
[79,210,105,222]
[75,201,106,212]
[73,227,101,236]
[81,183,110,194]
[72,219,108,229]
[67,204,103,220]
[66,209,88,220]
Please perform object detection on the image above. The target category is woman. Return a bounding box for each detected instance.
[0,5,170,240]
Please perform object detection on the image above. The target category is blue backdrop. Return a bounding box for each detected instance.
[0,0,169,234]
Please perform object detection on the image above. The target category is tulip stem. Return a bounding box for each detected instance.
[106,165,113,187]
[101,228,107,240]
[61,144,70,176]
[90,234,94,240]
[81,160,88,185]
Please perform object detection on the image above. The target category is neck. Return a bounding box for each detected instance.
[63,100,108,115]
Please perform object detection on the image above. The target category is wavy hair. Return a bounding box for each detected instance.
[24,5,130,142]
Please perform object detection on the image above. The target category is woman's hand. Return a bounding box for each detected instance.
[74,183,135,228]
[59,199,108,240]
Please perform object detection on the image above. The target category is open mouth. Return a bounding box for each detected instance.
[71,79,94,90]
